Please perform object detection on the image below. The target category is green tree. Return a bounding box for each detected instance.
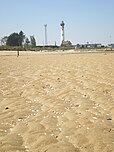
[19,31,25,46]
[6,31,25,46]
[25,37,30,46]
[6,33,20,46]
[1,36,8,45]
[30,35,36,47]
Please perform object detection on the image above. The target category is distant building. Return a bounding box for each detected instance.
[108,44,114,48]
[85,44,102,48]
[61,40,72,47]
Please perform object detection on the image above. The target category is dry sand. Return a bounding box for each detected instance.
[0,51,114,152]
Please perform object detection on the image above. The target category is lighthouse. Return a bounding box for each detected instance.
[60,21,65,43]
[60,21,72,47]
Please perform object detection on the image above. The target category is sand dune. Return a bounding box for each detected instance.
[0,51,114,152]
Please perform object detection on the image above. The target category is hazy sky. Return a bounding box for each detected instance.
[0,0,114,45]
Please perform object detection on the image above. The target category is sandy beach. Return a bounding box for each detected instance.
[0,51,114,152]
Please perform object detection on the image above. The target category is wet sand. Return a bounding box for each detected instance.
[0,51,114,152]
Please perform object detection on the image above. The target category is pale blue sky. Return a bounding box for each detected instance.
[0,0,114,45]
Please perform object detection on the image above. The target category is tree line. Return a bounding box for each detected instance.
[1,31,36,47]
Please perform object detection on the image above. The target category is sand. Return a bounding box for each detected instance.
[0,51,114,152]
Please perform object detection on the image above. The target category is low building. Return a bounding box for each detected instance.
[85,44,102,48]
[61,40,72,47]
[108,44,114,48]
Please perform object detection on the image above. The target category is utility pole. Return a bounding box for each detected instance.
[110,35,111,44]
[44,24,47,46]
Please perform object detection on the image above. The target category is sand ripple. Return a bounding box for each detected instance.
[0,51,114,151]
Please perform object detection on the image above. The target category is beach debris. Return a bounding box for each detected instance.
[78,125,81,128]
[51,133,54,136]
[26,100,32,103]
[25,146,29,152]
[59,128,62,131]
[108,129,112,132]
[5,107,9,110]
[82,94,87,98]
[93,117,97,120]
[76,104,80,107]
[52,111,56,114]
[106,113,109,116]
[57,77,61,82]
[18,117,23,121]
[10,128,13,131]
[25,146,28,149]
[107,118,112,121]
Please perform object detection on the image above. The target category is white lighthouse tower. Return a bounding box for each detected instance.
[60,21,65,43]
